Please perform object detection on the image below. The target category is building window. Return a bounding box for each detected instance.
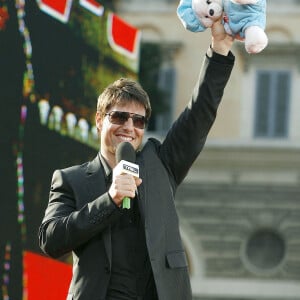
[155,64,175,132]
[139,42,175,133]
[254,70,291,138]
[243,229,286,275]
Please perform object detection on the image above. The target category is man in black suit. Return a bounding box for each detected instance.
[39,20,235,300]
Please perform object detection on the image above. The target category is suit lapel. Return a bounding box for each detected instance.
[85,154,112,268]
[136,155,146,222]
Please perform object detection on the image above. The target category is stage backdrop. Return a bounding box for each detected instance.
[0,1,141,299]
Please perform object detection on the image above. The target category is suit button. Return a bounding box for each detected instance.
[105,266,110,274]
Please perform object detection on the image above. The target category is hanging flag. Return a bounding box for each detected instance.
[0,5,9,30]
[23,251,72,300]
[107,13,141,60]
[37,0,73,23]
[79,0,104,16]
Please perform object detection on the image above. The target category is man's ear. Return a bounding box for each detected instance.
[95,111,103,133]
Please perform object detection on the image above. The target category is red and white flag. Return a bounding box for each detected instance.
[37,0,73,23]
[107,13,141,60]
[79,0,104,16]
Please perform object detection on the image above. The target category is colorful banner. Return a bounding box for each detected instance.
[37,0,140,60]
[37,0,73,23]
[23,251,72,299]
[107,12,141,60]
[79,0,104,16]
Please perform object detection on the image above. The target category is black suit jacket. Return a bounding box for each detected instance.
[39,52,234,300]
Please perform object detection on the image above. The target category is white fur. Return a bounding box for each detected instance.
[245,25,268,54]
[192,0,223,28]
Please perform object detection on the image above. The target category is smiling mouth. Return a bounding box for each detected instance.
[117,135,133,142]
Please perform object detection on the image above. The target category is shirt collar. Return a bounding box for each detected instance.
[99,153,112,180]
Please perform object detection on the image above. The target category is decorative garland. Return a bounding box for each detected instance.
[15,1,33,299]
[1,243,11,300]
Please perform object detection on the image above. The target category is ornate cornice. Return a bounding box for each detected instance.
[235,42,300,72]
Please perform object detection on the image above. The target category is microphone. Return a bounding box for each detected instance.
[115,142,139,209]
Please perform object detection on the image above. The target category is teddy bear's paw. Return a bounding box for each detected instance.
[245,42,266,54]
[245,26,268,54]
[245,36,268,53]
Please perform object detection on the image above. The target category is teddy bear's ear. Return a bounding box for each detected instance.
[177,0,206,32]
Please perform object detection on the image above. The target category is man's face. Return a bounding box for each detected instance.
[96,102,146,166]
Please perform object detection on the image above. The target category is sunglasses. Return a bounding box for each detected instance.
[105,111,147,129]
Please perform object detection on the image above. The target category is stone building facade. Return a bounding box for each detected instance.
[115,0,300,299]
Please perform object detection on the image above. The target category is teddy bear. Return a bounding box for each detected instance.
[177,0,268,54]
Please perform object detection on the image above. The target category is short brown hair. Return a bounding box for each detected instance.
[97,78,151,122]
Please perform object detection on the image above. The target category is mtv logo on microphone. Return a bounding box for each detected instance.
[115,160,139,177]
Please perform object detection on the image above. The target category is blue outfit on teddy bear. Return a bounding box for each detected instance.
[224,0,266,38]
